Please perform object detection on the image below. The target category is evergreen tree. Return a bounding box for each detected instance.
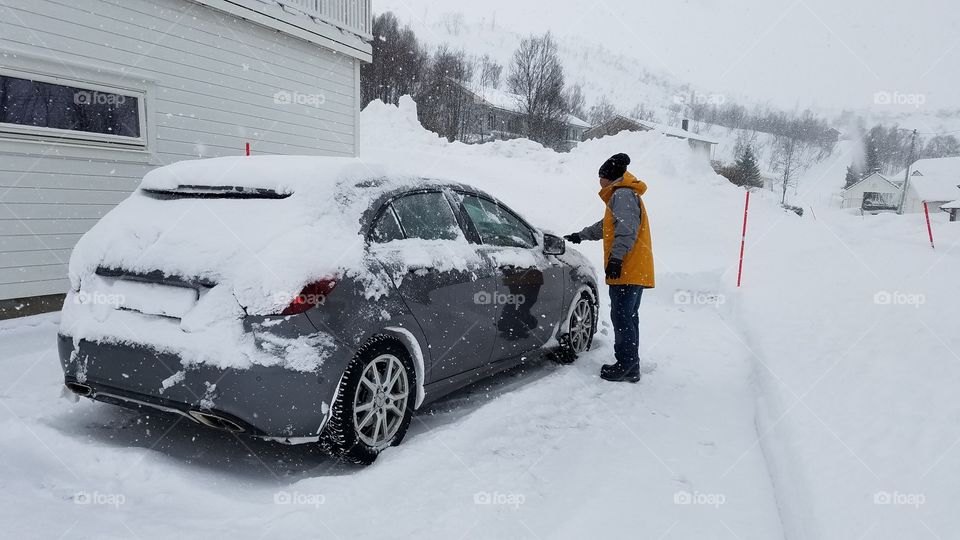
[844,164,861,188]
[735,146,763,188]
[863,139,882,176]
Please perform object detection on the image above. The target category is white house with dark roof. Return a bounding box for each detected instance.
[0,0,372,316]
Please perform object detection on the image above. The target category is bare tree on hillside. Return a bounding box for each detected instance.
[477,55,503,89]
[565,84,587,121]
[507,32,569,148]
[416,47,475,142]
[628,103,657,122]
[588,96,618,126]
[772,118,818,204]
[361,12,428,107]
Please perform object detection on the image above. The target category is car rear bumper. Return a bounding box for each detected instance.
[58,334,337,443]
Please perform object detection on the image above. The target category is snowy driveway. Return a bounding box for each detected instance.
[0,283,783,539]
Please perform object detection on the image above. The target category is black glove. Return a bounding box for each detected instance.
[605,258,623,280]
[564,233,582,244]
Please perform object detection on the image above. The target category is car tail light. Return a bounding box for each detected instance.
[279,279,338,316]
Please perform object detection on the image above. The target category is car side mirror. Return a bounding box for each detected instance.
[542,233,566,256]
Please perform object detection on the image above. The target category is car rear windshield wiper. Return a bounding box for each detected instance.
[142,185,291,200]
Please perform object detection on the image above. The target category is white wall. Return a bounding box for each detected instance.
[0,0,361,300]
[841,174,900,210]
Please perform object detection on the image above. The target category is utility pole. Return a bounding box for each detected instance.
[897,129,918,214]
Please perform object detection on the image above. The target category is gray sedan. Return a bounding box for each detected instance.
[59,175,598,464]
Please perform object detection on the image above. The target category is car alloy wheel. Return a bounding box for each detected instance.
[568,296,594,353]
[352,353,410,449]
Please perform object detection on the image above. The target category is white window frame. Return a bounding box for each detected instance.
[0,67,147,149]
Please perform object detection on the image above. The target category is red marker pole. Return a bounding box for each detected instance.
[923,201,936,250]
[737,190,751,288]
[245,142,251,156]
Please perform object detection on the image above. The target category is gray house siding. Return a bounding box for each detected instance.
[0,0,367,303]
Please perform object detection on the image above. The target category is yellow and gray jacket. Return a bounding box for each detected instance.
[577,172,655,287]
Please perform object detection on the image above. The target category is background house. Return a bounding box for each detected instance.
[897,157,960,214]
[0,0,372,317]
[457,84,590,151]
[582,115,719,160]
[841,172,902,212]
[942,199,960,222]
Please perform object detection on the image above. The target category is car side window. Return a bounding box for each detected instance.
[460,194,537,249]
[370,206,404,243]
[390,191,465,241]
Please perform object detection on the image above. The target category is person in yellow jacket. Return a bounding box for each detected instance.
[564,153,654,383]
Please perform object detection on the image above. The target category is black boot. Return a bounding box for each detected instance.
[601,362,641,383]
[600,361,625,378]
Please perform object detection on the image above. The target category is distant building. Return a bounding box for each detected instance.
[842,157,960,215]
[454,83,590,152]
[894,157,960,214]
[841,172,901,213]
[582,115,719,159]
[942,200,960,222]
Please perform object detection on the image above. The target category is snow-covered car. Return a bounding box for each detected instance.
[58,156,598,464]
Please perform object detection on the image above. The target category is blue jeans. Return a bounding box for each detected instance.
[609,285,644,368]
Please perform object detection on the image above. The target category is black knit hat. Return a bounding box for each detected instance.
[599,153,631,181]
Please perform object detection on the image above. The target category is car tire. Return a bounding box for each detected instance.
[551,291,597,364]
[320,336,415,465]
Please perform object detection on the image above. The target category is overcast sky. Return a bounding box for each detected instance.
[375,0,960,112]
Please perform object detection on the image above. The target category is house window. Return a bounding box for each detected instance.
[0,71,145,147]
[487,112,495,126]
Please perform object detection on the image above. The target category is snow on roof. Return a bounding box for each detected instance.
[908,175,960,202]
[941,199,960,210]
[567,114,590,128]
[629,117,720,145]
[596,115,718,145]
[842,172,900,192]
[909,157,960,178]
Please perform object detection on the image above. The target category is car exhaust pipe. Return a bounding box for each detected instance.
[188,411,244,433]
[65,382,93,397]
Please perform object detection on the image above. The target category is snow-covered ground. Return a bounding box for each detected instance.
[2,98,959,539]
